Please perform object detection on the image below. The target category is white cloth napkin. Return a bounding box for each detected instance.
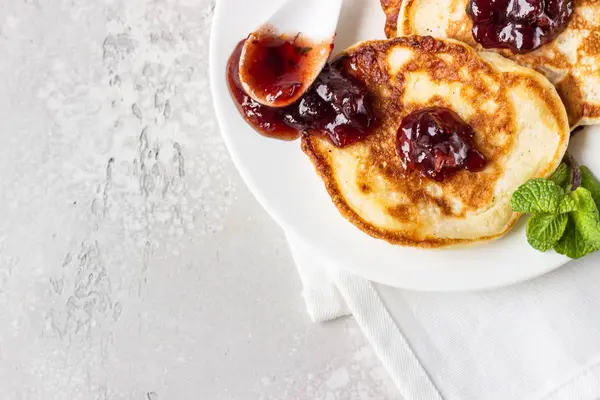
[288,233,600,400]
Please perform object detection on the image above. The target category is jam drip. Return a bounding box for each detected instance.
[227,41,298,140]
[396,107,487,181]
[466,0,574,53]
[227,40,376,147]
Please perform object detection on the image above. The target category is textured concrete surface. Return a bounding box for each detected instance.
[0,1,398,399]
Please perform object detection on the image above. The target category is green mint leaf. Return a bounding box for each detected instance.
[296,46,313,55]
[551,163,571,189]
[581,166,600,209]
[555,187,600,259]
[559,195,578,213]
[569,187,600,245]
[510,179,565,214]
[526,213,568,252]
[555,216,600,259]
[517,165,600,258]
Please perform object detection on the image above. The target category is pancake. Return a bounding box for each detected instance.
[381,0,403,39]
[302,36,570,247]
[384,0,600,128]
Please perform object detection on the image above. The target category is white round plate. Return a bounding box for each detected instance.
[209,0,600,291]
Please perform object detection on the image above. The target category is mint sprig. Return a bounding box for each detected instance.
[511,159,600,259]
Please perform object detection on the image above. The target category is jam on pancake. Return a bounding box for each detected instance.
[227,40,376,147]
[466,0,574,53]
[396,107,487,181]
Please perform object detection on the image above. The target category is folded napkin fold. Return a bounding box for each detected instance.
[288,233,600,400]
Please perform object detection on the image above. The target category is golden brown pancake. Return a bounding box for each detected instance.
[384,0,600,128]
[302,37,570,247]
[381,0,403,39]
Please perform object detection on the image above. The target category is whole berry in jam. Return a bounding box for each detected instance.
[466,0,574,53]
[396,107,487,181]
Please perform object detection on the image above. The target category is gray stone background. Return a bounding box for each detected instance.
[0,1,397,399]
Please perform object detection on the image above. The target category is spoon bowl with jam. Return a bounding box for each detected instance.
[238,0,343,108]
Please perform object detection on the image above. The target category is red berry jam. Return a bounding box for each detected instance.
[396,107,487,181]
[227,41,299,140]
[466,0,574,53]
[239,29,320,106]
[227,40,376,147]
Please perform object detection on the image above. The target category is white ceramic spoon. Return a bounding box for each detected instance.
[238,0,343,108]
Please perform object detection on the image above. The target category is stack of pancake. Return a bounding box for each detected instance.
[302,1,600,247]
[383,0,600,127]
